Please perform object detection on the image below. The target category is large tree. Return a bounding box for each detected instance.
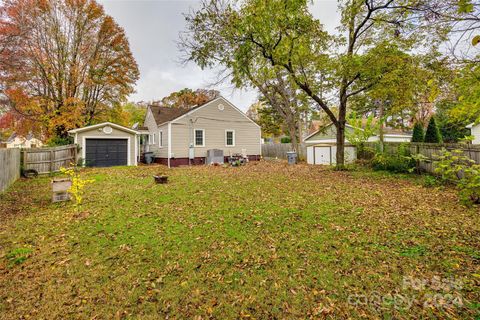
[414,0,480,63]
[154,88,220,109]
[0,0,139,138]
[246,101,283,139]
[181,0,437,167]
[247,69,311,154]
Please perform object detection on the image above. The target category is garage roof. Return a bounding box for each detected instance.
[68,122,139,135]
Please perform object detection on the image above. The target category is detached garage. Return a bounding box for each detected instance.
[69,122,139,167]
[304,123,357,165]
[306,144,357,165]
[304,122,412,165]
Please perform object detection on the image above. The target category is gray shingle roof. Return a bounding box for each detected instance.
[149,105,190,125]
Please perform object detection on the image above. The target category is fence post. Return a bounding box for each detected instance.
[22,149,27,171]
[50,149,54,173]
[73,145,77,166]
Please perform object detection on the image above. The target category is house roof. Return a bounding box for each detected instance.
[132,123,149,131]
[303,123,356,141]
[466,122,477,129]
[149,96,261,128]
[68,122,139,135]
[6,132,17,143]
[304,122,412,142]
[6,132,41,143]
[149,105,191,125]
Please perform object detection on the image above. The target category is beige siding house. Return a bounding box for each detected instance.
[143,97,261,167]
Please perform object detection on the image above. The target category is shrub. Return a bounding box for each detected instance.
[280,136,291,143]
[422,175,439,187]
[434,149,480,205]
[411,122,425,142]
[46,136,73,146]
[424,117,443,143]
[60,166,95,210]
[371,144,415,173]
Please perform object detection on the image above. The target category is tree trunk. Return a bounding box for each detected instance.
[336,120,346,169]
[288,123,300,160]
[336,87,348,169]
[378,101,384,153]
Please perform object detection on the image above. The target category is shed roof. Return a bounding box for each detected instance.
[68,122,139,135]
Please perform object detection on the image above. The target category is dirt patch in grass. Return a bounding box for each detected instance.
[0,162,478,319]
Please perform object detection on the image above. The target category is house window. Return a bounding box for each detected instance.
[159,131,163,147]
[226,130,235,146]
[149,133,155,145]
[194,129,205,147]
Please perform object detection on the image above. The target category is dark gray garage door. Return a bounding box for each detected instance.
[85,139,128,167]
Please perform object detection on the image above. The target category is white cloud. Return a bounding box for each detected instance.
[98,0,340,111]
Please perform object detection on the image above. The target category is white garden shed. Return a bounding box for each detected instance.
[466,122,480,144]
[304,123,411,165]
[306,144,357,165]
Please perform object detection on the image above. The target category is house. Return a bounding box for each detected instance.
[2,133,44,149]
[143,96,261,167]
[466,123,480,144]
[304,123,412,165]
[68,122,139,167]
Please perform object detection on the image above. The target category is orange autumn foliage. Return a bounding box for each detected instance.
[0,0,139,138]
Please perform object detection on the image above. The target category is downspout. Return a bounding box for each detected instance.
[189,117,193,166]
[168,122,172,168]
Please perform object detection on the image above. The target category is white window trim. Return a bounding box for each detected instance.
[159,130,163,148]
[225,129,235,147]
[149,133,155,145]
[194,129,205,147]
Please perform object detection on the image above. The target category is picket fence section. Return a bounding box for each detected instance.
[365,142,480,173]
[262,143,307,160]
[0,148,21,192]
[22,144,77,174]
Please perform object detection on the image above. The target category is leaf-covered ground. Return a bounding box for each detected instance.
[0,161,478,319]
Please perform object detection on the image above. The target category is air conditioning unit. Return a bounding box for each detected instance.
[206,149,224,165]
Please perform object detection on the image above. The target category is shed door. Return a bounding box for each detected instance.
[314,146,331,165]
[85,139,128,167]
[307,147,315,164]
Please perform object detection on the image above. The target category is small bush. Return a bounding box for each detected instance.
[411,122,425,142]
[422,175,439,187]
[46,136,73,146]
[371,144,415,173]
[280,136,291,143]
[357,146,375,160]
[424,117,442,143]
[434,149,480,205]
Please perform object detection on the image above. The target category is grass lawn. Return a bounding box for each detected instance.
[0,161,479,319]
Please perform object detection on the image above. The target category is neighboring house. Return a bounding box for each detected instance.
[69,122,139,167]
[143,96,261,167]
[304,123,412,165]
[3,133,44,148]
[466,123,480,144]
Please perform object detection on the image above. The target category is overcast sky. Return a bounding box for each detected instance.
[98,0,340,111]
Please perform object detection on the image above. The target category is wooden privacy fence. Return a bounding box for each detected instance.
[22,144,77,174]
[262,143,307,160]
[364,142,480,174]
[0,148,20,192]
